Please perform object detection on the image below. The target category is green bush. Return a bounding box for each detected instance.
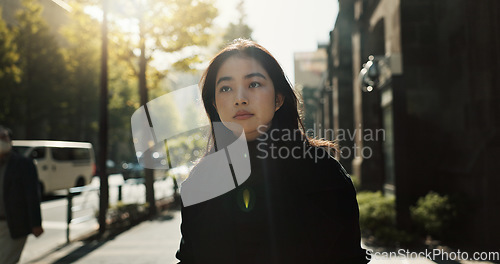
[350,174,360,191]
[357,190,457,245]
[357,191,413,245]
[107,202,147,226]
[357,191,395,231]
[410,191,456,239]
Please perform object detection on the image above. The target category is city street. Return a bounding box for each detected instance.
[22,205,491,264]
[2,0,499,260]
[19,174,175,264]
[18,173,497,264]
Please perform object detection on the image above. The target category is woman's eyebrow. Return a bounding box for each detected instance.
[216,72,266,86]
[216,76,232,85]
[245,72,266,80]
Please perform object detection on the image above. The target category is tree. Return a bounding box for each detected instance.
[0,7,22,124]
[59,4,101,142]
[107,51,141,164]
[108,0,218,79]
[14,0,69,139]
[108,0,218,217]
[220,0,252,47]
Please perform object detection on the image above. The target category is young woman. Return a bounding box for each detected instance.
[176,39,368,264]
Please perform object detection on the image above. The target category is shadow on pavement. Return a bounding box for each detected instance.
[44,208,178,263]
[154,206,180,222]
[155,213,174,221]
[41,194,66,202]
[26,199,179,264]
[40,219,140,264]
[51,240,107,264]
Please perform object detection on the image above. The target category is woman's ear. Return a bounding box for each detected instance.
[275,94,284,111]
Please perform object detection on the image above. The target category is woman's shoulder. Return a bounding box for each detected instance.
[298,143,354,192]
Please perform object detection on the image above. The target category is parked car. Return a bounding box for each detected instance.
[121,162,145,180]
[12,140,95,196]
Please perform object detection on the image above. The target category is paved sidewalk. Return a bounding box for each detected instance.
[26,210,182,264]
[25,209,496,264]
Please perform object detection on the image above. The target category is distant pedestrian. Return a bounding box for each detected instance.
[0,125,44,264]
[176,39,368,263]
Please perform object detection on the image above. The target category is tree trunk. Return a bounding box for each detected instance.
[138,19,156,218]
[98,0,109,237]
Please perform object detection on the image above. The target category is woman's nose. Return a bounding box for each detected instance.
[235,98,248,106]
[234,88,248,106]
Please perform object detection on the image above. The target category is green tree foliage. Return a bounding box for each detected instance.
[105,0,218,164]
[0,0,217,165]
[0,7,22,122]
[109,0,218,76]
[14,0,69,139]
[220,0,252,48]
[59,4,100,142]
[107,53,141,163]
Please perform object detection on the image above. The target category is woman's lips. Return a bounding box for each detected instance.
[234,111,254,120]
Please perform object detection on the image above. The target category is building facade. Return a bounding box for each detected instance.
[294,47,328,135]
[322,0,500,250]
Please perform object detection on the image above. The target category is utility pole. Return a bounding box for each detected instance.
[98,0,109,236]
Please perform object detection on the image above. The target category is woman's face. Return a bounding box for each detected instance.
[214,55,283,141]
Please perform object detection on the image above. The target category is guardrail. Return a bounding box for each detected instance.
[65,176,173,243]
[66,185,99,243]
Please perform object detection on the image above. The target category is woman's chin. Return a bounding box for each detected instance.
[241,129,265,141]
[221,121,243,135]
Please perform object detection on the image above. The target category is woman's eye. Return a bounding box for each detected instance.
[249,82,261,88]
[219,86,231,92]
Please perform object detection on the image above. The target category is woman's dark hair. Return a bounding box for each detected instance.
[200,39,337,153]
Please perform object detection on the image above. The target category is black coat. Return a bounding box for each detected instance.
[176,137,368,264]
[2,151,42,239]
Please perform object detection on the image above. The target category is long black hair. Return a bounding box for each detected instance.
[200,39,337,153]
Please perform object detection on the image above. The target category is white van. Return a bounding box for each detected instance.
[12,140,96,196]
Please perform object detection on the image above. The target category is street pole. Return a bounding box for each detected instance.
[98,0,109,236]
